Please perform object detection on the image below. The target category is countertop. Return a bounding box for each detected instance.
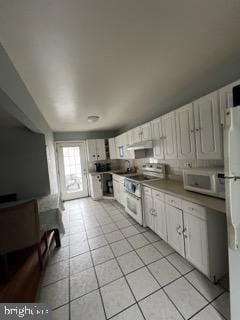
[142,179,226,214]
[89,171,114,176]
[89,171,137,177]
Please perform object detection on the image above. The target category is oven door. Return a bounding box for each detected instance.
[124,191,142,225]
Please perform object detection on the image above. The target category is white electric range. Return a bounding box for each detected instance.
[124,163,166,225]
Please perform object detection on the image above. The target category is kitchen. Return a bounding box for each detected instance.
[84,81,237,284]
[1,1,240,319]
[53,79,240,319]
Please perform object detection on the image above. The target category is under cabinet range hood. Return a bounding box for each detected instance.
[127,140,153,151]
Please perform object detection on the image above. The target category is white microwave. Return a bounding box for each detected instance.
[182,168,225,199]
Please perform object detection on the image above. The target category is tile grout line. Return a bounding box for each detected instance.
[164,254,229,319]
[132,243,186,320]
[82,203,109,320]
[48,200,229,320]
[106,233,147,320]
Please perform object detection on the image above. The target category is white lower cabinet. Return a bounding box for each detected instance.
[113,175,125,206]
[183,211,209,276]
[166,204,185,256]
[143,186,228,282]
[143,189,167,242]
[144,193,155,231]
[118,177,126,206]
[113,177,120,203]
[154,197,167,242]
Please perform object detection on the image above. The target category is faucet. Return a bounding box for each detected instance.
[125,160,131,173]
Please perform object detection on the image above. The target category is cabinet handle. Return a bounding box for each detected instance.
[195,128,201,132]
[176,226,182,235]
[183,227,188,238]
[190,129,195,133]
[93,155,96,157]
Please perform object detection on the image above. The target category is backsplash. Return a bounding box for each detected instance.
[88,157,224,180]
[88,159,121,172]
[134,158,224,178]
[119,157,224,180]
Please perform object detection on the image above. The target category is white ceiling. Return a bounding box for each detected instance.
[0,0,240,132]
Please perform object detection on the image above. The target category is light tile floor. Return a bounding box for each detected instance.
[38,198,230,320]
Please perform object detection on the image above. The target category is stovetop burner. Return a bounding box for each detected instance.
[127,175,159,182]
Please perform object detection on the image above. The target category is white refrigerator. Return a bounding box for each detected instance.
[224,104,240,320]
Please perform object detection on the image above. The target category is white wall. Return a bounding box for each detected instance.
[54,131,118,141]
[0,126,50,199]
[45,132,59,194]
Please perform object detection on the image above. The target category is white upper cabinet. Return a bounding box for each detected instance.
[219,79,240,124]
[125,130,135,159]
[176,103,196,160]
[151,117,164,159]
[132,122,152,144]
[86,140,97,161]
[132,127,142,144]
[162,111,178,159]
[117,134,126,159]
[86,139,106,161]
[151,117,162,139]
[95,139,106,160]
[194,91,222,160]
[109,138,117,159]
[141,122,152,141]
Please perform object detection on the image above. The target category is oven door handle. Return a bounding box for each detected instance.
[124,190,141,201]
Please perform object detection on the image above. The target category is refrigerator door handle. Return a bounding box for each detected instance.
[224,176,240,181]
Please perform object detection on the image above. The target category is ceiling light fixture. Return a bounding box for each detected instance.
[87,115,100,123]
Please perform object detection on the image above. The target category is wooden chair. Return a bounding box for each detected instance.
[0,200,46,281]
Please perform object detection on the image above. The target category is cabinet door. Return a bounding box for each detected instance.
[86,140,97,161]
[119,183,126,206]
[109,138,117,159]
[126,131,135,159]
[132,127,142,144]
[154,197,167,241]
[113,180,120,203]
[141,122,152,141]
[143,194,154,230]
[184,212,209,276]
[162,111,178,159]
[96,139,106,160]
[176,103,196,160]
[115,136,121,159]
[151,118,164,159]
[121,133,128,160]
[166,204,185,256]
[219,80,240,124]
[194,92,222,160]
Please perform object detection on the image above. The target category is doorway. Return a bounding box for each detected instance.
[56,142,88,200]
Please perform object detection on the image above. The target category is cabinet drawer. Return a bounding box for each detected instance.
[165,194,182,209]
[143,187,152,197]
[182,200,207,220]
[152,189,165,201]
